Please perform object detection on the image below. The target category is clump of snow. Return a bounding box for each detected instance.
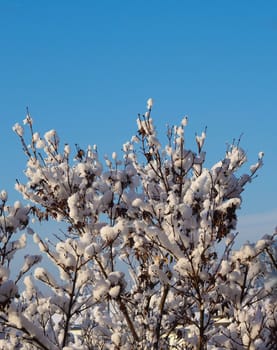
[147,98,153,109]
[109,285,121,299]
[12,123,24,136]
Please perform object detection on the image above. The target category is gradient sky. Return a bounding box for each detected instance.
[0,0,276,244]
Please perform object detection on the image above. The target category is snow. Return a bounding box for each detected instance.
[147,97,153,109]
[0,190,7,201]
[100,225,118,242]
[12,123,24,136]
[109,285,121,299]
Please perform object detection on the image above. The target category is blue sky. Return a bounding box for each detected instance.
[0,0,276,243]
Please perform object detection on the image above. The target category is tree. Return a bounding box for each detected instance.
[0,100,276,349]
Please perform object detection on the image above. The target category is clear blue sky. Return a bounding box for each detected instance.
[0,0,276,242]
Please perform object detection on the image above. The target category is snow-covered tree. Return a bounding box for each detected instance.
[0,100,276,349]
